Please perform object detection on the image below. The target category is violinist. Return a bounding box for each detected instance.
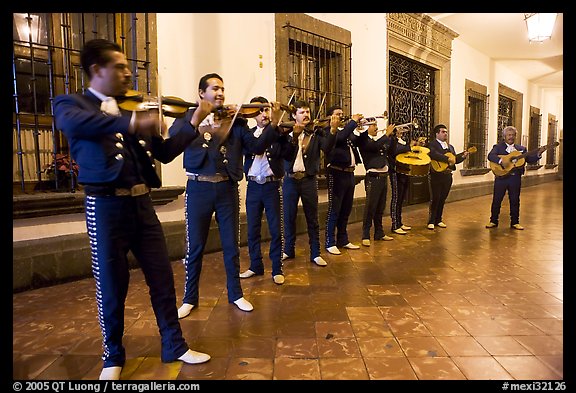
[239,96,294,285]
[324,105,364,255]
[168,73,283,316]
[53,38,210,380]
[282,100,337,267]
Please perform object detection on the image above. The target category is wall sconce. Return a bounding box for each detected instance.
[13,13,41,43]
[524,13,558,43]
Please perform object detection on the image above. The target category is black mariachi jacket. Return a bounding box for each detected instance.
[169,108,281,182]
[243,126,293,178]
[53,90,198,188]
[283,127,337,176]
[356,133,392,171]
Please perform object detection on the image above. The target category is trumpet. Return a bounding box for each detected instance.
[393,118,419,133]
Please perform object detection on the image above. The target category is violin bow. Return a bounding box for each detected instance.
[217,71,257,146]
[279,90,297,124]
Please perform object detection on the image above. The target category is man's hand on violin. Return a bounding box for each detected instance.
[190,99,213,128]
[133,111,165,138]
[292,123,305,138]
[269,102,283,127]
[329,114,340,134]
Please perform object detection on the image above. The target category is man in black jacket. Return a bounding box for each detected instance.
[239,96,293,285]
[427,124,469,230]
[54,39,210,380]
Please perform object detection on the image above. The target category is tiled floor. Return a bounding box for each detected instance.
[13,180,564,380]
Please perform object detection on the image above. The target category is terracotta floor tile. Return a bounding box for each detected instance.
[387,318,432,337]
[512,335,564,356]
[319,357,369,380]
[275,337,318,358]
[436,336,490,356]
[475,336,532,356]
[397,336,448,357]
[350,319,394,337]
[408,357,467,380]
[495,356,562,380]
[357,337,404,357]
[451,356,512,380]
[420,318,469,336]
[225,357,273,380]
[273,358,321,380]
[364,357,418,380]
[317,337,361,358]
[315,321,355,338]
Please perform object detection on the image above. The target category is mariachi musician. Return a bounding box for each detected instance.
[282,100,337,267]
[387,127,413,235]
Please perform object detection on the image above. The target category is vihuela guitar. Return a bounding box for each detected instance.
[489,141,559,177]
[396,145,431,177]
[430,146,477,172]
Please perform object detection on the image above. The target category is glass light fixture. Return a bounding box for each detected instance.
[13,13,41,43]
[524,13,558,43]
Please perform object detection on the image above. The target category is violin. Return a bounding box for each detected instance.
[117,90,198,118]
[213,102,295,120]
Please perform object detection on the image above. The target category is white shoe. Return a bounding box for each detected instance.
[393,228,407,235]
[99,366,122,380]
[362,239,371,247]
[178,303,195,319]
[401,225,412,231]
[313,256,328,266]
[343,242,360,249]
[233,297,254,312]
[282,252,293,261]
[380,235,394,241]
[239,269,256,278]
[326,246,341,255]
[427,224,435,230]
[437,222,447,228]
[178,349,211,364]
[273,274,285,285]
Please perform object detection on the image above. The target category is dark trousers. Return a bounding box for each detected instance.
[325,168,355,248]
[245,179,283,276]
[362,173,389,239]
[282,175,320,261]
[490,174,522,225]
[428,171,453,225]
[389,171,410,231]
[183,179,242,306]
[85,194,188,368]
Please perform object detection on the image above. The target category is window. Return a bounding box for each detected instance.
[527,107,542,170]
[275,14,351,180]
[388,52,435,144]
[546,115,559,168]
[462,81,490,174]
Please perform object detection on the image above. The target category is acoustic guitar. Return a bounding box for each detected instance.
[489,141,559,177]
[396,145,431,177]
[430,146,477,172]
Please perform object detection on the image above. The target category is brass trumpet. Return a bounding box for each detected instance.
[394,118,419,131]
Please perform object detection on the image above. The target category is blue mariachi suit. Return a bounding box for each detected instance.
[487,141,540,226]
[427,139,466,225]
[282,127,336,262]
[243,128,293,277]
[324,120,365,248]
[169,109,280,307]
[388,135,412,231]
[356,132,392,240]
[54,90,198,368]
